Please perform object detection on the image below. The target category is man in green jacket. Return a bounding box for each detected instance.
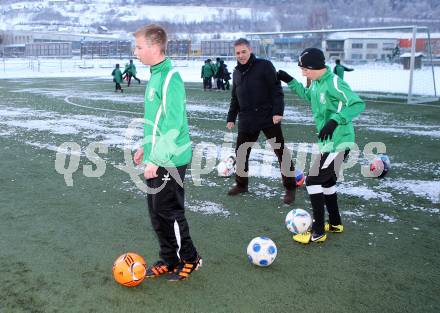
[278,48,365,244]
[111,63,123,93]
[132,24,201,281]
[333,59,353,80]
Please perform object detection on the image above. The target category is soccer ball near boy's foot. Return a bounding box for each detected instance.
[285,209,312,234]
[112,252,146,287]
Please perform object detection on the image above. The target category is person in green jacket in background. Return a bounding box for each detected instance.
[123,59,141,87]
[278,48,365,244]
[201,59,215,90]
[111,63,123,93]
[132,24,201,281]
[333,59,353,80]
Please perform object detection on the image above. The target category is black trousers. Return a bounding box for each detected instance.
[203,77,212,90]
[306,150,349,188]
[216,78,225,90]
[146,165,198,267]
[234,123,296,190]
[127,74,140,86]
[306,150,349,233]
[115,82,122,91]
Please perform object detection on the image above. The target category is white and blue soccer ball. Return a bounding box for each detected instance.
[246,237,277,267]
[217,155,236,177]
[285,208,312,234]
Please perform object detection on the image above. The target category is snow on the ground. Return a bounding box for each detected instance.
[186,200,230,217]
[380,179,440,204]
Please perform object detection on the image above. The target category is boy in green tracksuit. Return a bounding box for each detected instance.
[132,24,201,280]
[123,59,141,86]
[278,48,365,244]
[333,59,353,80]
[201,59,215,90]
[111,64,123,93]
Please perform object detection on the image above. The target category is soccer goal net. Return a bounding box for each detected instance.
[247,26,438,104]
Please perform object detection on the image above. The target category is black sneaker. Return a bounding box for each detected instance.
[167,255,202,281]
[227,185,248,196]
[145,260,174,278]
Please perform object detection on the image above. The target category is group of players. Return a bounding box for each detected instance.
[129,24,365,282]
[111,59,141,93]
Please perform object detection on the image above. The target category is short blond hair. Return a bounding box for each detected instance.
[133,24,167,54]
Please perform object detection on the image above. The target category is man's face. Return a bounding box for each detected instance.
[133,36,159,66]
[234,44,252,65]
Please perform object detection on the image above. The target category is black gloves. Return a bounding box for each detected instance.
[318,119,338,141]
[277,70,293,83]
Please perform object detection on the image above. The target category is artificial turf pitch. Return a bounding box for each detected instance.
[0,77,439,313]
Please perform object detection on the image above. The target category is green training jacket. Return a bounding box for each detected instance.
[287,66,365,152]
[111,68,123,83]
[201,64,215,78]
[142,58,192,167]
[124,63,137,76]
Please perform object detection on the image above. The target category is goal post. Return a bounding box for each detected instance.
[246,26,438,104]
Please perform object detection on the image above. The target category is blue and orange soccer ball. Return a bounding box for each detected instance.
[370,154,391,178]
[294,169,305,186]
[246,237,277,267]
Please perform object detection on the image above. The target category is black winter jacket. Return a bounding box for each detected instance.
[227,54,285,132]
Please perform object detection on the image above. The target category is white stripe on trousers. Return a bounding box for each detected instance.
[173,220,181,259]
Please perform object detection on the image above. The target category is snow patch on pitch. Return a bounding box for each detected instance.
[186,200,230,217]
[368,126,440,138]
[381,179,440,204]
[338,181,394,202]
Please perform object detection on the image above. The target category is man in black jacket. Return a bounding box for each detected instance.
[226,38,297,204]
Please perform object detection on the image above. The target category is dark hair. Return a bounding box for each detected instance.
[335,59,341,64]
[116,64,120,67]
[234,38,251,47]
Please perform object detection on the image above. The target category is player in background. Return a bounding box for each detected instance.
[333,59,354,80]
[123,59,141,86]
[111,64,123,93]
[278,48,365,244]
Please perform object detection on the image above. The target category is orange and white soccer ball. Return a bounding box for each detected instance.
[112,252,147,287]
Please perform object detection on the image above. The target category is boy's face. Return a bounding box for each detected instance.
[234,44,252,65]
[133,36,160,66]
[300,67,325,80]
